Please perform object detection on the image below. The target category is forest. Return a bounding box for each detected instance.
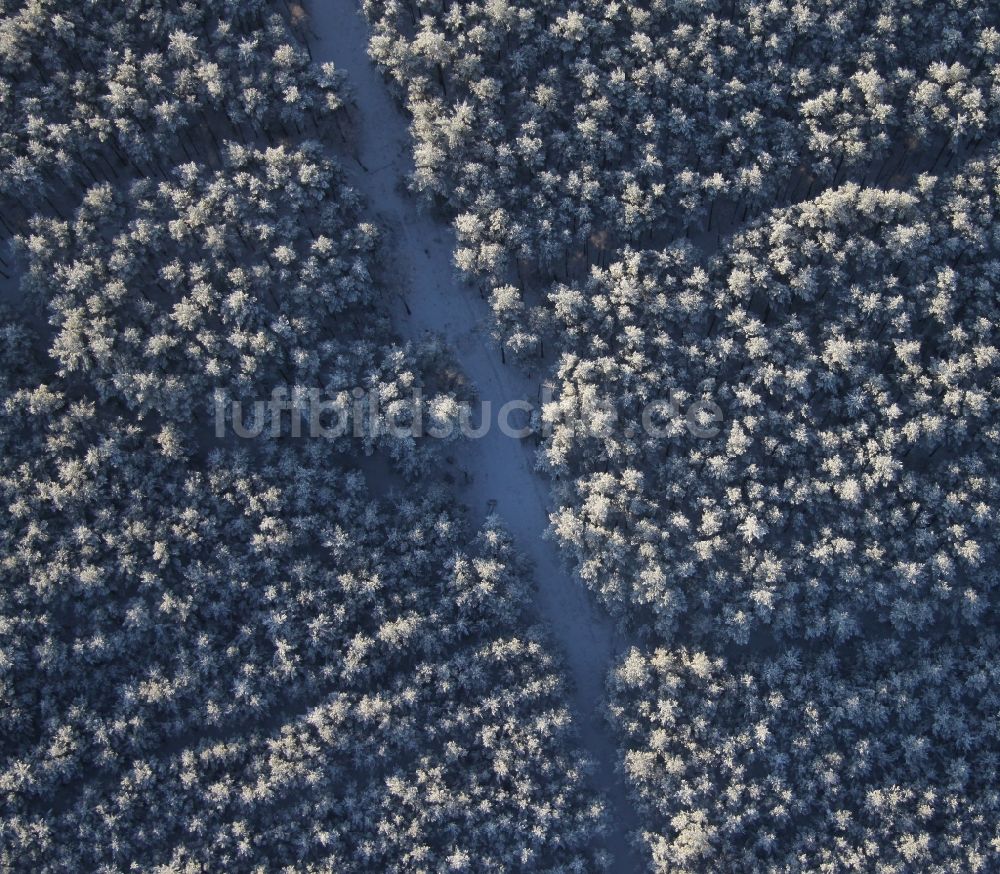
[2,0,999,871]
[362,0,1000,868]
[0,1,603,870]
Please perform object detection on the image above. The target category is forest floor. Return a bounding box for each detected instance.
[307,4,643,870]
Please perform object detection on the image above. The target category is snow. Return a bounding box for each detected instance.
[307,3,644,869]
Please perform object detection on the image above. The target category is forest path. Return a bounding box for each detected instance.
[307,4,644,871]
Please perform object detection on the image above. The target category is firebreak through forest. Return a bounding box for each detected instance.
[1,1,1000,872]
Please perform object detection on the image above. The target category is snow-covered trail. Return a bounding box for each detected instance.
[307,4,643,870]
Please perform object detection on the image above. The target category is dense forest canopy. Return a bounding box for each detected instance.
[0,1,606,870]
[2,0,999,870]
[546,167,1000,646]
[364,0,1000,353]
[543,173,1000,867]
[0,390,604,868]
[360,0,1000,869]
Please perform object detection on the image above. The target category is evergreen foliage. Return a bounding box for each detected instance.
[0,2,606,868]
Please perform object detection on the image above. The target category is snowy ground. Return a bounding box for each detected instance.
[307,3,643,870]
